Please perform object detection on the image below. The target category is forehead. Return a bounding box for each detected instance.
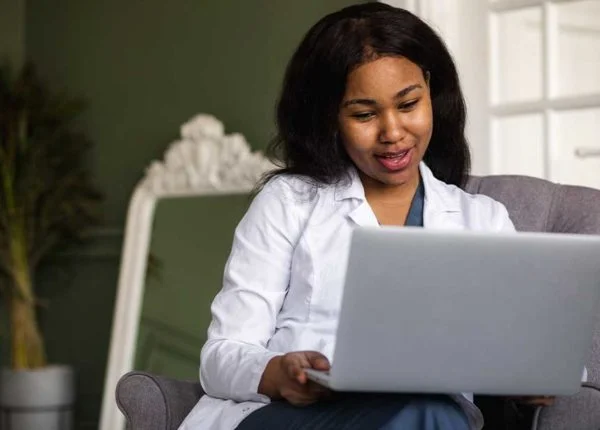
[344,56,424,96]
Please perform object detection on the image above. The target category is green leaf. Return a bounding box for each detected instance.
[0,62,104,369]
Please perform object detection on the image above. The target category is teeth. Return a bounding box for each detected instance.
[381,151,407,158]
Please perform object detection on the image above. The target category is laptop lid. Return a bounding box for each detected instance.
[328,227,600,395]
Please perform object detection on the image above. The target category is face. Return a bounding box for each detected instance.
[338,56,433,190]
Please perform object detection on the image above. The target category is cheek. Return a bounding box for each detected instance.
[408,107,433,139]
[342,124,375,153]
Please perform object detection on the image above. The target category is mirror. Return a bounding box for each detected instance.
[98,115,273,430]
[135,194,251,379]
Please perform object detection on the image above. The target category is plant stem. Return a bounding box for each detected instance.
[8,221,46,369]
[1,129,47,369]
[10,292,46,369]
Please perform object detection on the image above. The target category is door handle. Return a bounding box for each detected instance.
[574,147,600,158]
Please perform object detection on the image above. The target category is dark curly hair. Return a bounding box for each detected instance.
[265,2,470,188]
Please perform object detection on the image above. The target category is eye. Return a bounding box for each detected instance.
[398,100,419,111]
[351,112,375,122]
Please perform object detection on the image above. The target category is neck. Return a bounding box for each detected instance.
[360,172,421,207]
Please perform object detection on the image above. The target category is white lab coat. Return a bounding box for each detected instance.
[180,162,517,430]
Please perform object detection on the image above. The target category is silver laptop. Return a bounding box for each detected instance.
[305,227,600,395]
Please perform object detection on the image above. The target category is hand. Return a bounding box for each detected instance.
[509,396,556,407]
[258,351,332,406]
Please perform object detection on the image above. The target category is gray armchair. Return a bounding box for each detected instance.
[116,174,600,429]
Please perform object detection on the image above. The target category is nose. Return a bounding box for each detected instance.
[378,111,405,144]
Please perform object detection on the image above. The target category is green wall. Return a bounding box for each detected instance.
[23,1,363,428]
[26,0,362,224]
[0,0,25,69]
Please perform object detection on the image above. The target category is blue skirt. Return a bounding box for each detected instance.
[236,393,470,430]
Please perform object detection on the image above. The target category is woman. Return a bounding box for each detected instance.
[180,3,552,430]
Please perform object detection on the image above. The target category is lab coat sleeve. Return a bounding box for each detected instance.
[491,201,516,233]
[199,177,301,403]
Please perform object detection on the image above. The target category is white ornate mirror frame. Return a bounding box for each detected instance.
[99,114,274,430]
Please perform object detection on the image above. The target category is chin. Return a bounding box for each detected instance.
[359,162,420,188]
[383,167,420,186]
[374,172,412,187]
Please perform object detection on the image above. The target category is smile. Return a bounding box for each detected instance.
[374,148,413,171]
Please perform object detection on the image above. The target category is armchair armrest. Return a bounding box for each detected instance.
[534,383,600,430]
[116,371,205,430]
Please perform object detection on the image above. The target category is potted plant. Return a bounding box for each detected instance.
[0,63,103,430]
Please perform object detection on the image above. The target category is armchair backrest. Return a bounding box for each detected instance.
[466,174,600,384]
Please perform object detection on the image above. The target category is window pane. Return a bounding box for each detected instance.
[493,8,543,104]
[553,1,600,98]
[550,108,600,189]
[492,114,545,177]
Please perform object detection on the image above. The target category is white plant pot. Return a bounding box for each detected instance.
[0,365,74,430]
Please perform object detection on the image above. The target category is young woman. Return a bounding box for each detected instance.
[180,3,554,429]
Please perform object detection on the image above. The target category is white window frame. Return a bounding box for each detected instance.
[489,0,600,180]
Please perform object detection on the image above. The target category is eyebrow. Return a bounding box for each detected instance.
[341,84,422,108]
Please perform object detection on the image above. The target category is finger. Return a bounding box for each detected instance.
[531,397,555,406]
[294,389,329,405]
[283,354,310,383]
[516,396,555,406]
[295,368,307,385]
[286,363,307,384]
[305,351,331,371]
[307,381,332,398]
[282,385,320,406]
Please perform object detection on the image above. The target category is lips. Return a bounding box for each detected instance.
[374,148,413,171]
[376,150,410,159]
